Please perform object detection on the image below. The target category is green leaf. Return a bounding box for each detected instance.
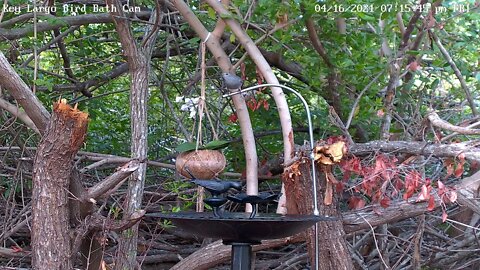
[207,7,216,20]
[229,33,236,43]
[204,140,230,150]
[220,13,234,20]
[176,142,199,153]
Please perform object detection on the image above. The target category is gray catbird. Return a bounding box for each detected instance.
[222,72,243,90]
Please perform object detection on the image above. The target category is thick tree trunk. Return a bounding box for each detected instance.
[31,101,88,270]
[283,147,354,270]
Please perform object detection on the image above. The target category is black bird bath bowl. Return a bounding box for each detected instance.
[147,212,330,270]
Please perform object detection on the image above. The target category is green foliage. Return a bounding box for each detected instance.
[175,140,230,153]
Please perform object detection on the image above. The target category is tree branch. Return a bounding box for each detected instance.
[0,12,151,40]
[429,30,478,116]
[428,110,480,135]
[0,51,50,133]
[0,97,39,133]
[84,160,140,201]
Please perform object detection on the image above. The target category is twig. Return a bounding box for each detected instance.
[328,106,354,145]
[345,72,383,129]
[359,214,390,269]
[429,30,478,116]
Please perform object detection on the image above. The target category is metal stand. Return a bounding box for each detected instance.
[224,241,259,270]
[224,83,322,270]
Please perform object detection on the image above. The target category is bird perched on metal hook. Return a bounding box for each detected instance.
[222,72,243,90]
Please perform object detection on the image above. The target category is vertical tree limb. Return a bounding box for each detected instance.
[380,0,428,140]
[105,0,159,268]
[205,0,295,215]
[172,0,259,209]
[31,100,88,270]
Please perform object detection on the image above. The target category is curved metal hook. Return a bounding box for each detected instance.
[223,83,320,270]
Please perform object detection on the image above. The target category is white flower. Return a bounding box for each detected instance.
[178,96,200,118]
[175,96,184,102]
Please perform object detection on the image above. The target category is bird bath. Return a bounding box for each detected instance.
[147,211,328,270]
[147,180,333,270]
[148,82,331,269]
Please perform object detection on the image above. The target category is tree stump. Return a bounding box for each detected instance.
[283,143,354,270]
[31,101,88,270]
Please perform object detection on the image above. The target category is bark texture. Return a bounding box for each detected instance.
[283,148,354,270]
[106,0,156,268]
[31,101,88,270]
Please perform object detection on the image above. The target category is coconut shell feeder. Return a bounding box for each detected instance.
[175,149,226,179]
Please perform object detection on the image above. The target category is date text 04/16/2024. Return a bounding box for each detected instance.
[314,3,470,14]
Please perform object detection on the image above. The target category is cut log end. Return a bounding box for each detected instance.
[53,101,89,149]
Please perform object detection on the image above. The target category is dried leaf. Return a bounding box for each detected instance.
[324,181,333,205]
[448,190,458,203]
[454,154,466,178]
[427,196,436,211]
[314,141,346,164]
[327,141,346,162]
[444,158,454,179]
[380,197,390,208]
[348,196,366,209]
[442,211,448,222]
[454,163,464,178]
[416,184,431,202]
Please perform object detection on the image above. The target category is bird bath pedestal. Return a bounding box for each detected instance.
[147,212,327,270]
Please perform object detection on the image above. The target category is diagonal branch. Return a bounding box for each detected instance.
[84,160,139,201]
[427,110,480,135]
[0,97,39,133]
[429,30,478,116]
[0,51,50,133]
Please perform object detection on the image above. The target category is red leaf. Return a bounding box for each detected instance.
[403,186,415,200]
[380,197,390,208]
[247,99,257,111]
[262,99,269,110]
[442,211,448,222]
[348,196,366,210]
[427,196,435,211]
[228,113,238,123]
[340,156,362,174]
[11,246,23,253]
[393,177,404,190]
[454,153,466,177]
[444,158,454,179]
[454,163,464,178]
[335,182,345,194]
[408,61,420,71]
[404,170,421,200]
[416,184,431,202]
